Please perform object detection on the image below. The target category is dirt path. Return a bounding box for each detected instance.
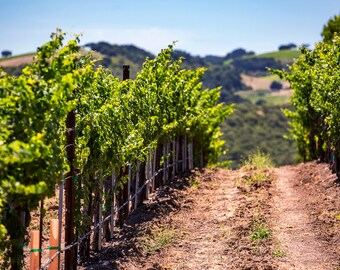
[140,170,240,269]
[80,163,340,270]
[271,166,338,269]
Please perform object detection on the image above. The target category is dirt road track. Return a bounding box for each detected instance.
[271,165,339,269]
[80,163,340,270]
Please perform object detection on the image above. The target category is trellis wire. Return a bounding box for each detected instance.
[40,136,192,270]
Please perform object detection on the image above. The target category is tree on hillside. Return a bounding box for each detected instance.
[321,14,340,42]
[278,43,297,51]
[225,48,248,60]
[1,50,12,58]
[270,81,283,91]
[224,48,255,60]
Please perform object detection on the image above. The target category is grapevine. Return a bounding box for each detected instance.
[272,35,340,168]
[0,31,233,268]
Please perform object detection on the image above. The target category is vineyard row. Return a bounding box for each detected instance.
[272,35,340,177]
[0,29,233,270]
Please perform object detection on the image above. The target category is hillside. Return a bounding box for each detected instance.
[0,53,34,66]
[220,103,297,169]
[253,49,301,63]
[0,44,299,104]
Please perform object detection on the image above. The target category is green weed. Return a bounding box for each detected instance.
[242,148,274,170]
[250,224,271,240]
[246,172,268,185]
[142,225,175,254]
[189,177,200,189]
[336,213,340,221]
[249,215,271,240]
[273,247,287,257]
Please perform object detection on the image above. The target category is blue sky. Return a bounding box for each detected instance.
[0,0,339,56]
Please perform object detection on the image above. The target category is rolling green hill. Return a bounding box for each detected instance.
[220,102,297,169]
[253,49,301,63]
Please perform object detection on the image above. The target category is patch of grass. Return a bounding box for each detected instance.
[248,50,301,63]
[260,94,291,106]
[273,247,287,257]
[142,225,176,254]
[318,211,340,223]
[242,148,274,171]
[336,213,340,221]
[224,49,300,67]
[235,149,275,190]
[272,241,287,257]
[236,90,291,106]
[245,172,268,185]
[249,215,271,240]
[250,224,271,240]
[258,74,286,82]
[189,177,200,189]
[210,159,232,169]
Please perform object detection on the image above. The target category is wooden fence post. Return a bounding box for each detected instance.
[146,153,151,199]
[128,166,132,210]
[121,65,130,222]
[48,219,59,270]
[189,141,193,170]
[138,162,146,206]
[181,136,185,172]
[175,137,179,174]
[98,171,103,251]
[65,108,76,270]
[110,170,115,239]
[29,230,40,270]
[184,136,188,171]
[39,200,44,268]
[134,162,140,209]
[166,140,170,182]
[172,139,176,178]
[163,145,167,185]
[57,174,64,269]
[152,148,157,191]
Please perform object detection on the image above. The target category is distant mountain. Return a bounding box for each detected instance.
[1,43,299,103]
[84,42,256,103]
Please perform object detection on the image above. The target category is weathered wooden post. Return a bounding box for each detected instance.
[134,162,140,209]
[29,230,40,270]
[98,171,103,251]
[57,174,64,269]
[122,65,130,222]
[189,141,193,170]
[48,219,60,270]
[110,170,116,239]
[65,107,76,269]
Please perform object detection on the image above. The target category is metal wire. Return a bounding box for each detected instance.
[39,155,191,270]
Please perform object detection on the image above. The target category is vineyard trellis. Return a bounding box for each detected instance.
[0,30,233,270]
[271,35,340,177]
[39,135,193,270]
